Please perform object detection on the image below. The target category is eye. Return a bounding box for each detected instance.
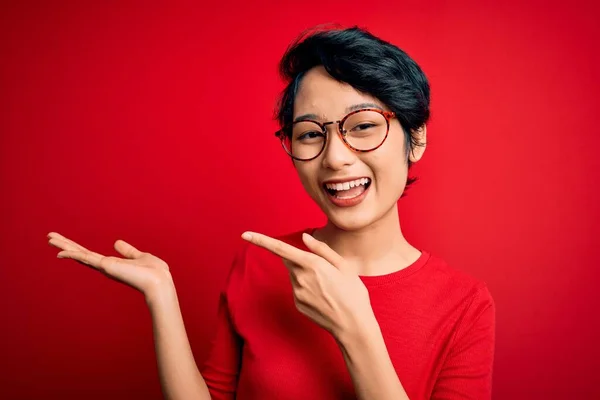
[297,131,325,141]
[351,123,376,131]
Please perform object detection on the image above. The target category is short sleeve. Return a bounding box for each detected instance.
[432,285,496,400]
[200,247,247,400]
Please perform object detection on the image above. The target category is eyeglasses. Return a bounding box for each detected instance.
[275,108,396,161]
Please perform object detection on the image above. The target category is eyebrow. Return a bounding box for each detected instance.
[347,102,383,113]
[293,102,384,123]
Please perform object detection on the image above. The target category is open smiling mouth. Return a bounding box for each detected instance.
[322,178,372,207]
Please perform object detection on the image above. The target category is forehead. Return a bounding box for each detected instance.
[293,66,384,118]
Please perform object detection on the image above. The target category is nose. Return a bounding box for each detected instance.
[321,127,356,170]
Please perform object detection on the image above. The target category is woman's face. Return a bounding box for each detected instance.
[292,66,426,231]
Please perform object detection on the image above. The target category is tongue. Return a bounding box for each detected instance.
[335,185,366,198]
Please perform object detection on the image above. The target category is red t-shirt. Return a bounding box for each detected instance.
[200,228,495,399]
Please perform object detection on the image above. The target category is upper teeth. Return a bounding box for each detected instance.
[325,178,370,191]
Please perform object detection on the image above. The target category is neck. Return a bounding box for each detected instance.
[314,205,421,276]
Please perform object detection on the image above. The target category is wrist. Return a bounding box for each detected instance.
[336,315,388,373]
[145,274,177,310]
[336,311,381,350]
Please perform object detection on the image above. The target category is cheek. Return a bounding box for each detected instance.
[370,141,409,193]
[373,159,406,186]
[294,163,319,191]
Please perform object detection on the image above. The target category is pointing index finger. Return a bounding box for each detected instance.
[242,231,309,266]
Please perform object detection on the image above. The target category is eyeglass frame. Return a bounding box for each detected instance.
[274,108,397,161]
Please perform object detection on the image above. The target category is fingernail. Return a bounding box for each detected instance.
[302,233,314,241]
[241,232,252,240]
[57,254,64,258]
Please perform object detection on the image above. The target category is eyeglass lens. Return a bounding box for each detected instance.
[282,110,388,160]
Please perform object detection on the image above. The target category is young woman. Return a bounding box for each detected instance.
[48,26,495,400]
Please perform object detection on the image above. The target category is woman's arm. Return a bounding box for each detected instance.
[336,314,410,400]
[240,232,410,399]
[147,279,211,400]
[48,232,212,400]
[338,286,496,400]
[432,287,495,399]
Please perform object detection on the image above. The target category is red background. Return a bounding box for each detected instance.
[1,1,599,399]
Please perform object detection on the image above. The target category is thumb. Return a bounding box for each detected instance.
[302,233,345,269]
[114,240,144,259]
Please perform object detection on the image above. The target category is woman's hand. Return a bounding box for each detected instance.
[241,231,376,342]
[48,232,214,399]
[47,232,173,301]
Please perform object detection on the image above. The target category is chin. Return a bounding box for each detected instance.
[324,208,377,232]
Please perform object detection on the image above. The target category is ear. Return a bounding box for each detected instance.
[408,124,427,163]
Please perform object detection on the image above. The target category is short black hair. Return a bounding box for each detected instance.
[275,25,430,192]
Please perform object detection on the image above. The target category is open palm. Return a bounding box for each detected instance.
[47,232,172,297]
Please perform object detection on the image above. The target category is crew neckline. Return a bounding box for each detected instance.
[358,250,430,286]
[300,227,431,286]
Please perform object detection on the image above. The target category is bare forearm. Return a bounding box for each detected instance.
[337,317,409,400]
[147,280,211,400]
